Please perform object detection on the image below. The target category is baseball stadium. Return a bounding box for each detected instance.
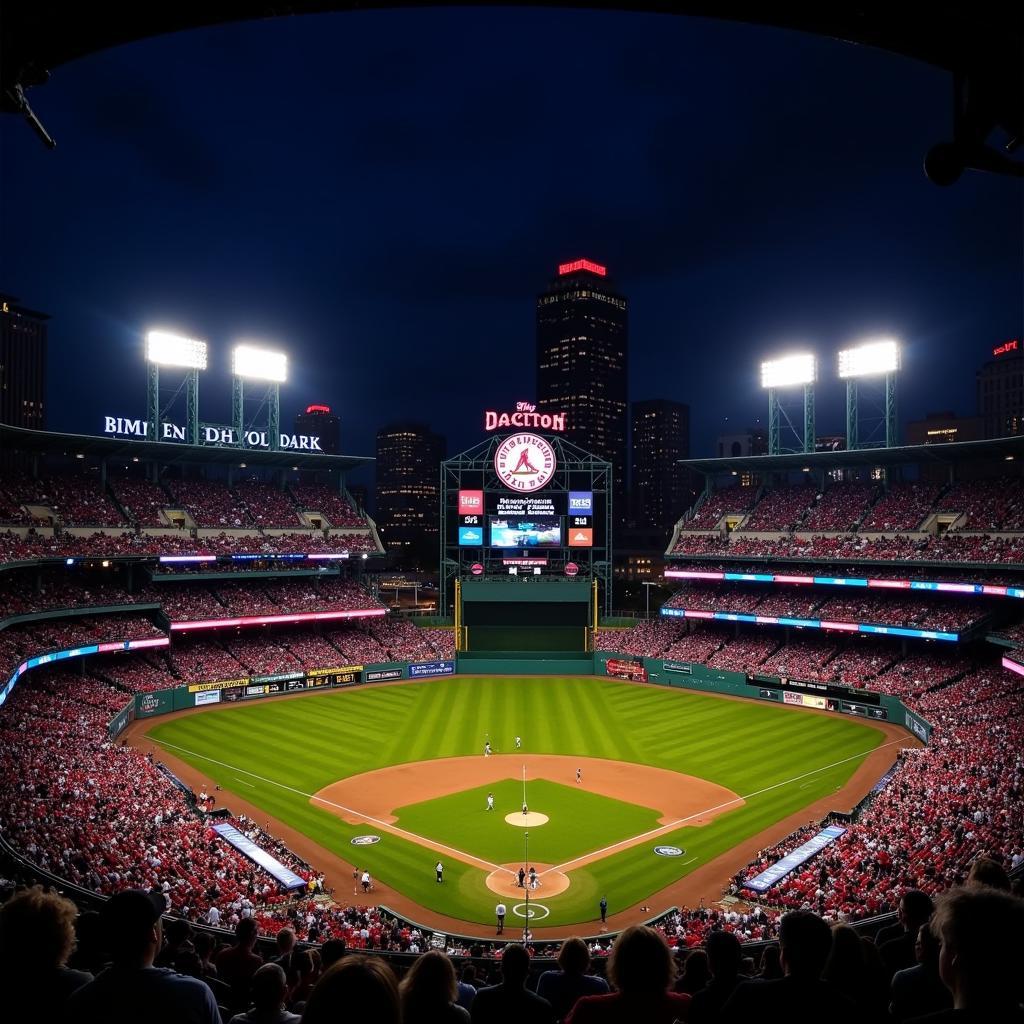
[2,5,1023,1023]
[2,340,1023,966]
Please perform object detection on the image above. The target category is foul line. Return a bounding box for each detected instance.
[154,739,507,874]
[156,735,905,883]
[543,737,906,876]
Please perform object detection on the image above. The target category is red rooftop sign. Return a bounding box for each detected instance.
[305,404,332,414]
[994,339,1020,357]
[558,259,606,277]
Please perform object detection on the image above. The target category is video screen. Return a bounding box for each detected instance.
[489,516,562,548]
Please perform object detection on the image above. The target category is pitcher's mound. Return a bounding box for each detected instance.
[486,862,570,898]
[505,811,548,827]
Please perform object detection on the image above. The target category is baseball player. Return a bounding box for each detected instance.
[486,792,494,811]
[484,741,492,757]
[361,870,371,893]
[435,861,444,884]
[522,801,528,817]
[576,767,582,785]
[495,902,506,934]
[515,735,522,749]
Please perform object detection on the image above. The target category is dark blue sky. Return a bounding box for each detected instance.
[1,7,1021,487]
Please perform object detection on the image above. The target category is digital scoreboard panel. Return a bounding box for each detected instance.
[457,490,593,549]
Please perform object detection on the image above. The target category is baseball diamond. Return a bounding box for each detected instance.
[136,674,908,935]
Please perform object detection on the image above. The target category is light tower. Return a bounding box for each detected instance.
[145,330,207,445]
[760,352,817,455]
[838,339,900,449]
[231,344,287,450]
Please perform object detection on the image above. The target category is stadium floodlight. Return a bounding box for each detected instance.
[838,339,900,378]
[760,352,816,389]
[232,344,288,382]
[146,330,208,369]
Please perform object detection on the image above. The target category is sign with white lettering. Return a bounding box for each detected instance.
[102,416,322,451]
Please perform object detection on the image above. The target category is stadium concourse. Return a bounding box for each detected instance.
[1,444,1024,1022]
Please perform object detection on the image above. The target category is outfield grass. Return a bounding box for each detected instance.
[147,676,887,928]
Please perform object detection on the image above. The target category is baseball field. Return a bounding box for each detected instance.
[142,675,901,933]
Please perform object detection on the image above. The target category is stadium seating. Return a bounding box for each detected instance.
[859,482,942,532]
[802,483,878,532]
[108,477,173,526]
[289,482,365,527]
[678,488,757,530]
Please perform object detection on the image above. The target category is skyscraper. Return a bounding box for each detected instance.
[631,399,692,531]
[0,292,47,432]
[294,403,341,454]
[375,423,446,562]
[536,259,628,519]
[978,339,1024,438]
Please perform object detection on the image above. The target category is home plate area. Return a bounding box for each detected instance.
[486,863,571,898]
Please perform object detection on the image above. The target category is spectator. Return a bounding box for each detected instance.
[757,944,783,980]
[910,886,1024,1023]
[300,956,400,1024]
[64,889,220,1024]
[0,884,93,1023]
[216,917,263,1009]
[400,949,470,1023]
[890,925,953,1022]
[536,937,610,1021]
[155,916,194,968]
[822,924,886,1017]
[567,925,690,1024]
[879,890,935,980]
[318,939,346,970]
[457,964,479,1012]
[688,931,744,1024]
[965,856,1011,891]
[471,943,557,1024]
[285,948,318,1009]
[272,927,296,971]
[673,948,709,995]
[722,911,857,1022]
[228,962,299,1024]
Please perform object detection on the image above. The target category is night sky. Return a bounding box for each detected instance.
[1,7,1021,490]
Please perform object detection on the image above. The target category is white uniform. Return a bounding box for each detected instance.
[487,794,494,811]
[484,742,492,757]
[515,736,522,749]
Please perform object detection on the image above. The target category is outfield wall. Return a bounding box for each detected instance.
[132,659,456,718]
[592,652,933,742]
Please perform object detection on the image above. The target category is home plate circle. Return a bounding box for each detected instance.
[505,811,548,827]
[485,863,570,898]
[513,902,550,920]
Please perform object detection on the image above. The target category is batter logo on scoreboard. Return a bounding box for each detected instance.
[494,433,556,492]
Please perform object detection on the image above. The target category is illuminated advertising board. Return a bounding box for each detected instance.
[568,491,593,514]
[459,526,485,546]
[458,490,484,515]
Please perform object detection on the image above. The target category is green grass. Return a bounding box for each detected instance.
[393,779,663,864]
[147,676,886,928]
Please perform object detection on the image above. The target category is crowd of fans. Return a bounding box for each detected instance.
[679,490,757,531]
[0,474,124,527]
[801,483,879,532]
[661,583,990,632]
[0,526,381,564]
[289,483,365,527]
[737,485,818,532]
[860,483,943,532]
[671,530,1024,564]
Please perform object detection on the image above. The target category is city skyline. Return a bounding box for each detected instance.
[0,7,1020,472]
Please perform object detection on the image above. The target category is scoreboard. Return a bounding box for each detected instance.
[457,490,594,551]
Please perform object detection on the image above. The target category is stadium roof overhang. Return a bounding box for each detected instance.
[680,436,1024,476]
[0,423,373,472]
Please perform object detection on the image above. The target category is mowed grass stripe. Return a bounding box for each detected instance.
[148,677,889,927]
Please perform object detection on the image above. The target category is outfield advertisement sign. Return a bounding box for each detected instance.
[194,689,222,707]
[367,668,404,682]
[409,661,456,678]
[307,665,364,686]
[188,678,248,693]
[662,661,692,675]
[107,701,136,739]
[605,658,648,683]
[744,825,847,892]
[136,690,174,717]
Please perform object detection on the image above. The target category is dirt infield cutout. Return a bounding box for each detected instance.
[311,754,742,872]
